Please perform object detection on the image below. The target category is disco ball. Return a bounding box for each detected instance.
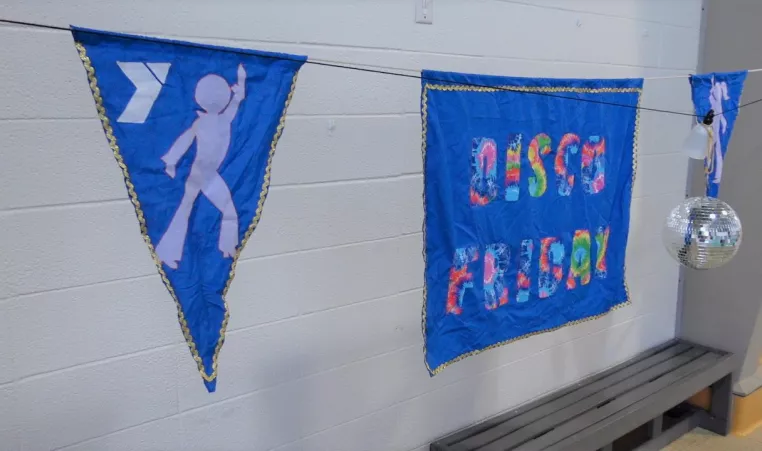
[663,197,742,270]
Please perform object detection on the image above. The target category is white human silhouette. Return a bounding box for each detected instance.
[709,76,729,184]
[155,64,246,269]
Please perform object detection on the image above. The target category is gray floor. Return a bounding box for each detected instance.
[664,428,762,450]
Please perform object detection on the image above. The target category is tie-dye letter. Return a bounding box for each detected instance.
[446,246,479,314]
[517,239,533,303]
[505,134,522,201]
[582,136,606,194]
[555,133,580,196]
[539,237,565,299]
[484,243,510,310]
[566,230,591,289]
[595,226,610,278]
[470,138,498,206]
[529,133,552,198]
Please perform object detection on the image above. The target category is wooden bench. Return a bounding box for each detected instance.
[431,340,737,451]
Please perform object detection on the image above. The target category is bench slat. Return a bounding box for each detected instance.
[433,339,682,449]
[511,352,724,451]
[452,342,693,450]
[431,340,734,451]
[547,352,733,451]
[475,347,708,451]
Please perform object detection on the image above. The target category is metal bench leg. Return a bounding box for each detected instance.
[700,373,733,435]
[648,415,663,438]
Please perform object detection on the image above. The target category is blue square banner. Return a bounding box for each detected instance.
[421,70,643,374]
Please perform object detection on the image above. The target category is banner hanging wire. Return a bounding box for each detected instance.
[3,17,762,119]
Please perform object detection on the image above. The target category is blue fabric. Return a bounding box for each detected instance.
[422,70,642,375]
[689,71,747,198]
[73,27,305,392]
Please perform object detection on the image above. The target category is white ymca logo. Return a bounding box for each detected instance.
[117,62,171,123]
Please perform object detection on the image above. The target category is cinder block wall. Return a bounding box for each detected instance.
[0,1,701,450]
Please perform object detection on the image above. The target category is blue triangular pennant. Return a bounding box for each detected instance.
[689,71,747,198]
[72,27,306,392]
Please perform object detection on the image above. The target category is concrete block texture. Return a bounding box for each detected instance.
[0,1,700,449]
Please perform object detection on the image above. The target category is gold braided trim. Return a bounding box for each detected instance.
[420,82,642,376]
[75,42,300,383]
[420,84,432,375]
[426,83,642,94]
[623,88,643,316]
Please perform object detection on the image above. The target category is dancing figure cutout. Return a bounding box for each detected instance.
[156,64,246,269]
[708,76,729,184]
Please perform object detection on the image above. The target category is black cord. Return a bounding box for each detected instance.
[1,18,70,31]
[1,17,757,119]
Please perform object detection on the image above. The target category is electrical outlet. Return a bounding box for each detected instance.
[416,0,433,24]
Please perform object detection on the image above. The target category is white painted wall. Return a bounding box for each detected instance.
[0,1,701,450]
